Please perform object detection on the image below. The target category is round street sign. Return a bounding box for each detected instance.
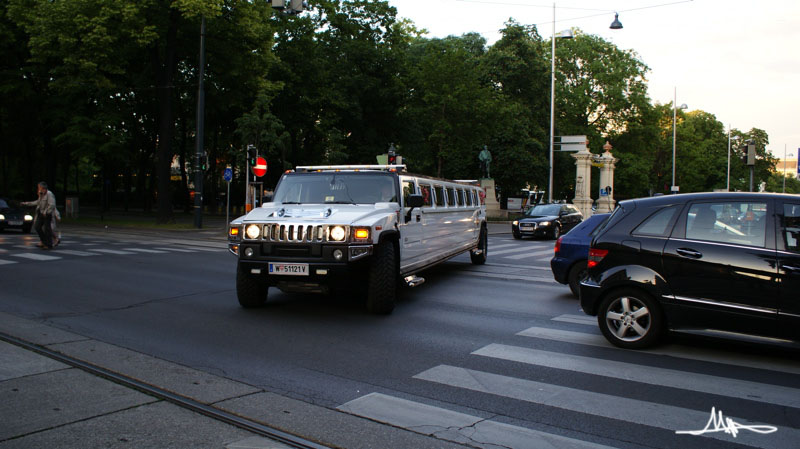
[223,166,233,182]
[253,157,267,177]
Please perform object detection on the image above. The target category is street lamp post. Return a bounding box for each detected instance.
[671,87,687,194]
[193,16,206,228]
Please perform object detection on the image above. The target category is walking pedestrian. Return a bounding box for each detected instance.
[21,182,56,249]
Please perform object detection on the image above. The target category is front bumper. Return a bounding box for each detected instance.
[550,257,569,284]
[514,222,553,236]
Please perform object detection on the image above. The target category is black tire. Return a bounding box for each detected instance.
[366,241,397,314]
[470,226,487,265]
[22,224,32,234]
[551,225,561,240]
[597,288,664,349]
[567,261,587,298]
[236,264,268,308]
[512,230,521,240]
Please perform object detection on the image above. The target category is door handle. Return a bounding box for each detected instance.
[676,248,703,259]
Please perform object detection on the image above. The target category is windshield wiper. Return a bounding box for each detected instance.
[325,201,356,204]
[279,201,302,204]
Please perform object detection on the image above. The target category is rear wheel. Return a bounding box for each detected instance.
[470,227,487,265]
[236,264,268,308]
[597,288,664,349]
[366,241,397,314]
[567,261,587,297]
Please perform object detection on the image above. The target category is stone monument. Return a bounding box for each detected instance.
[477,145,501,217]
[595,141,618,213]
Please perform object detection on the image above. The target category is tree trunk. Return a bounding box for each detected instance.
[153,8,181,223]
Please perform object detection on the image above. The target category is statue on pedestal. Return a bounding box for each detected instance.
[478,145,492,179]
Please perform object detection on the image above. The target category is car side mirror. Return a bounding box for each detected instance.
[405,194,424,223]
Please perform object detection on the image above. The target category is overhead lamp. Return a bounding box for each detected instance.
[610,12,623,30]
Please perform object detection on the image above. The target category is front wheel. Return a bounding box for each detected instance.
[597,288,664,349]
[366,241,397,314]
[236,264,268,308]
[470,227,487,265]
[551,225,561,240]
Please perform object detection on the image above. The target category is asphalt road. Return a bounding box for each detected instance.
[2,228,799,449]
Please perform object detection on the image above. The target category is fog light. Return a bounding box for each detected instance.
[333,249,343,260]
[244,247,254,257]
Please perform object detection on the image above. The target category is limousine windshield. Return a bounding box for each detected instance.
[273,172,397,205]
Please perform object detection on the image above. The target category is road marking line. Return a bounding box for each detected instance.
[11,253,61,261]
[414,365,796,449]
[504,249,554,260]
[182,246,226,252]
[90,249,136,255]
[488,246,537,256]
[517,326,800,375]
[0,259,18,265]
[473,343,800,408]
[338,393,615,449]
[552,314,596,325]
[153,247,198,253]
[123,248,168,254]
[54,250,99,256]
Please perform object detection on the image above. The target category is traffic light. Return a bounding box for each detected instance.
[387,143,397,165]
[201,152,209,171]
[247,145,257,167]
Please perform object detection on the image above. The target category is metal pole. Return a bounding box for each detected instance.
[783,144,788,193]
[548,3,556,204]
[672,87,677,194]
[726,125,731,192]
[226,180,230,228]
[245,145,251,213]
[193,16,206,228]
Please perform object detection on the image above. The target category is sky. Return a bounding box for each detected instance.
[389,0,800,160]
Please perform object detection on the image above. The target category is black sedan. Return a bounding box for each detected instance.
[512,203,583,240]
[0,198,33,233]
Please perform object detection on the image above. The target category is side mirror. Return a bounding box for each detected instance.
[406,194,424,208]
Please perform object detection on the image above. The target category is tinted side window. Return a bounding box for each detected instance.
[446,187,456,206]
[464,189,473,206]
[782,203,800,253]
[434,185,445,207]
[457,189,465,206]
[633,206,679,237]
[685,201,767,247]
[420,184,433,207]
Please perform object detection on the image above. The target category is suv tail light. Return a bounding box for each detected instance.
[587,248,608,268]
[554,236,563,254]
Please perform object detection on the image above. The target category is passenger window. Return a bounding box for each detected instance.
[420,184,433,207]
[782,204,800,253]
[685,202,767,247]
[434,185,445,207]
[456,189,464,206]
[402,180,417,204]
[446,187,456,206]
[633,206,679,237]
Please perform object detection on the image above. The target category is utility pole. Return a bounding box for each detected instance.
[193,16,206,228]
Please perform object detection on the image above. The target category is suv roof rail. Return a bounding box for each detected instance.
[295,165,406,173]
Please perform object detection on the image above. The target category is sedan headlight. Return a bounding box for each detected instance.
[24,215,33,221]
[539,221,551,227]
[330,225,346,242]
[512,220,518,226]
[0,214,4,220]
[245,224,261,240]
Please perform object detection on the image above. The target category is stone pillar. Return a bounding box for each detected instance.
[596,141,618,213]
[571,142,594,218]
[480,178,502,218]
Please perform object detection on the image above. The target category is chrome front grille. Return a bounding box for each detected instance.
[249,223,347,243]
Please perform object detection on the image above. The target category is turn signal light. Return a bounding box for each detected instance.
[354,228,370,240]
[229,227,239,237]
[587,248,608,269]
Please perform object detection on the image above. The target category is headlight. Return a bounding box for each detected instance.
[512,220,518,226]
[330,226,346,241]
[245,224,261,240]
[0,214,4,220]
[24,215,33,221]
[539,221,551,227]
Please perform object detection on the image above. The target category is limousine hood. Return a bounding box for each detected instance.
[241,202,400,225]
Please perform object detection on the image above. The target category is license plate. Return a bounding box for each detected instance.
[268,262,309,276]
[520,224,534,228]
[8,220,22,226]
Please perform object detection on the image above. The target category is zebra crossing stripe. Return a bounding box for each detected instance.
[54,250,99,256]
[90,249,136,255]
[154,247,198,253]
[488,246,537,256]
[518,326,800,375]
[472,343,800,408]
[0,259,18,265]
[123,248,168,254]
[414,365,796,449]
[486,243,519,251]
[338,393,615,449]
[551,314,596,325]
[505,248,555,260]
[11,253,61,261]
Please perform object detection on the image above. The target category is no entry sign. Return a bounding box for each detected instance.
[253,157,267,177]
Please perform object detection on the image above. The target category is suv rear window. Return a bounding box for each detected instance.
[633,206,679,237]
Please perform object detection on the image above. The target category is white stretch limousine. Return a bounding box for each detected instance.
[228,165,488,314]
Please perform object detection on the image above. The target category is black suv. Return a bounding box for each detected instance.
[579,192,800,349]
